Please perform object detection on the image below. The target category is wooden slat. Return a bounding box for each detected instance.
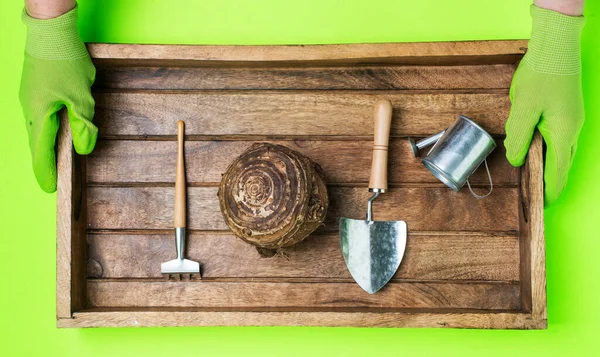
[527,134,547,321]
[87,232,519,281]
[87,139,518,185]
[518,134,546,321]
[56,111,87,318]
[60,311,545,329]
[519,145,533,313]
[88,41,527,65]
[93,91,510,137]
[56,112,74,318]
[87,186,519,231]
[94,64,515,90]
[87,280,520,310]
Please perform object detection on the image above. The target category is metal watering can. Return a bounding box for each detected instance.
[408,115,496,199]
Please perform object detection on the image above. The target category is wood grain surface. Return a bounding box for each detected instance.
[59,310,545,329]
[56,41,546,329]
[56,111,88,319]
[56,111,75,318]
[88,40,527,64]
[87,232,519,281]
[87,139,518,185]
[93,91,510,137]
[527,133,547,321]
[94,64,515,90]
[87,280,520,310]
[86,186,519,231]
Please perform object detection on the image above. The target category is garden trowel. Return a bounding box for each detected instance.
[339,100,407,294]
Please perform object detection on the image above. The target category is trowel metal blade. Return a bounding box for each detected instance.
[340,217,407,294]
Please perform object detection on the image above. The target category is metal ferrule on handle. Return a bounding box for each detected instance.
[174,227,186,260]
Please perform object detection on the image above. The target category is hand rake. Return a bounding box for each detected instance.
[161,120,201,280]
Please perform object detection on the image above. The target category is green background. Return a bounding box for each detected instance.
[1,0,599,355]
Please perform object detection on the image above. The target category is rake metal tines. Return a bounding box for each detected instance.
[162,271,202,281]
[161,227,201,281]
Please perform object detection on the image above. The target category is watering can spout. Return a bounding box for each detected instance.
[408,130,446,157]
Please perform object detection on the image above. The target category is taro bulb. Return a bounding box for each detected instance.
[218,143,328,252]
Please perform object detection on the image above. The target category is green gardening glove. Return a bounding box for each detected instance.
[19,6,97,193]
[505,5,585,206]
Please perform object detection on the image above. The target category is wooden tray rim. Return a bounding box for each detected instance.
[87,40,528,63]
[56,40,545,329]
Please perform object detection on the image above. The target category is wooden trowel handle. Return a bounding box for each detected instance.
[369,100,393,191]
[174,120,186,228]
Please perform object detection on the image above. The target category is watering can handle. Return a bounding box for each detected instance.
[369,100,393,192]
[466,159,493,199]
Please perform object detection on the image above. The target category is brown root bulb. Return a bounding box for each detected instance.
[218,143,328,250]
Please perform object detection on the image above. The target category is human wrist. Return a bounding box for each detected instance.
[22,5,88,60]
[524,5,585,75]
[25,0,76,19]
[534,0,584,16]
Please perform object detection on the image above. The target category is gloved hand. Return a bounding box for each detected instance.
[19,5,97,193]
[505,5,585,205]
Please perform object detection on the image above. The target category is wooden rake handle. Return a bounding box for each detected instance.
[369,100,393,191]
[174,120,186,228]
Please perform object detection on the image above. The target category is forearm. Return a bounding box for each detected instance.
[534,0,584,16]
[25,0,75,19]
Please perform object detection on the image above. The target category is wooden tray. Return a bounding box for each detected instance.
[56,40,546,329]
